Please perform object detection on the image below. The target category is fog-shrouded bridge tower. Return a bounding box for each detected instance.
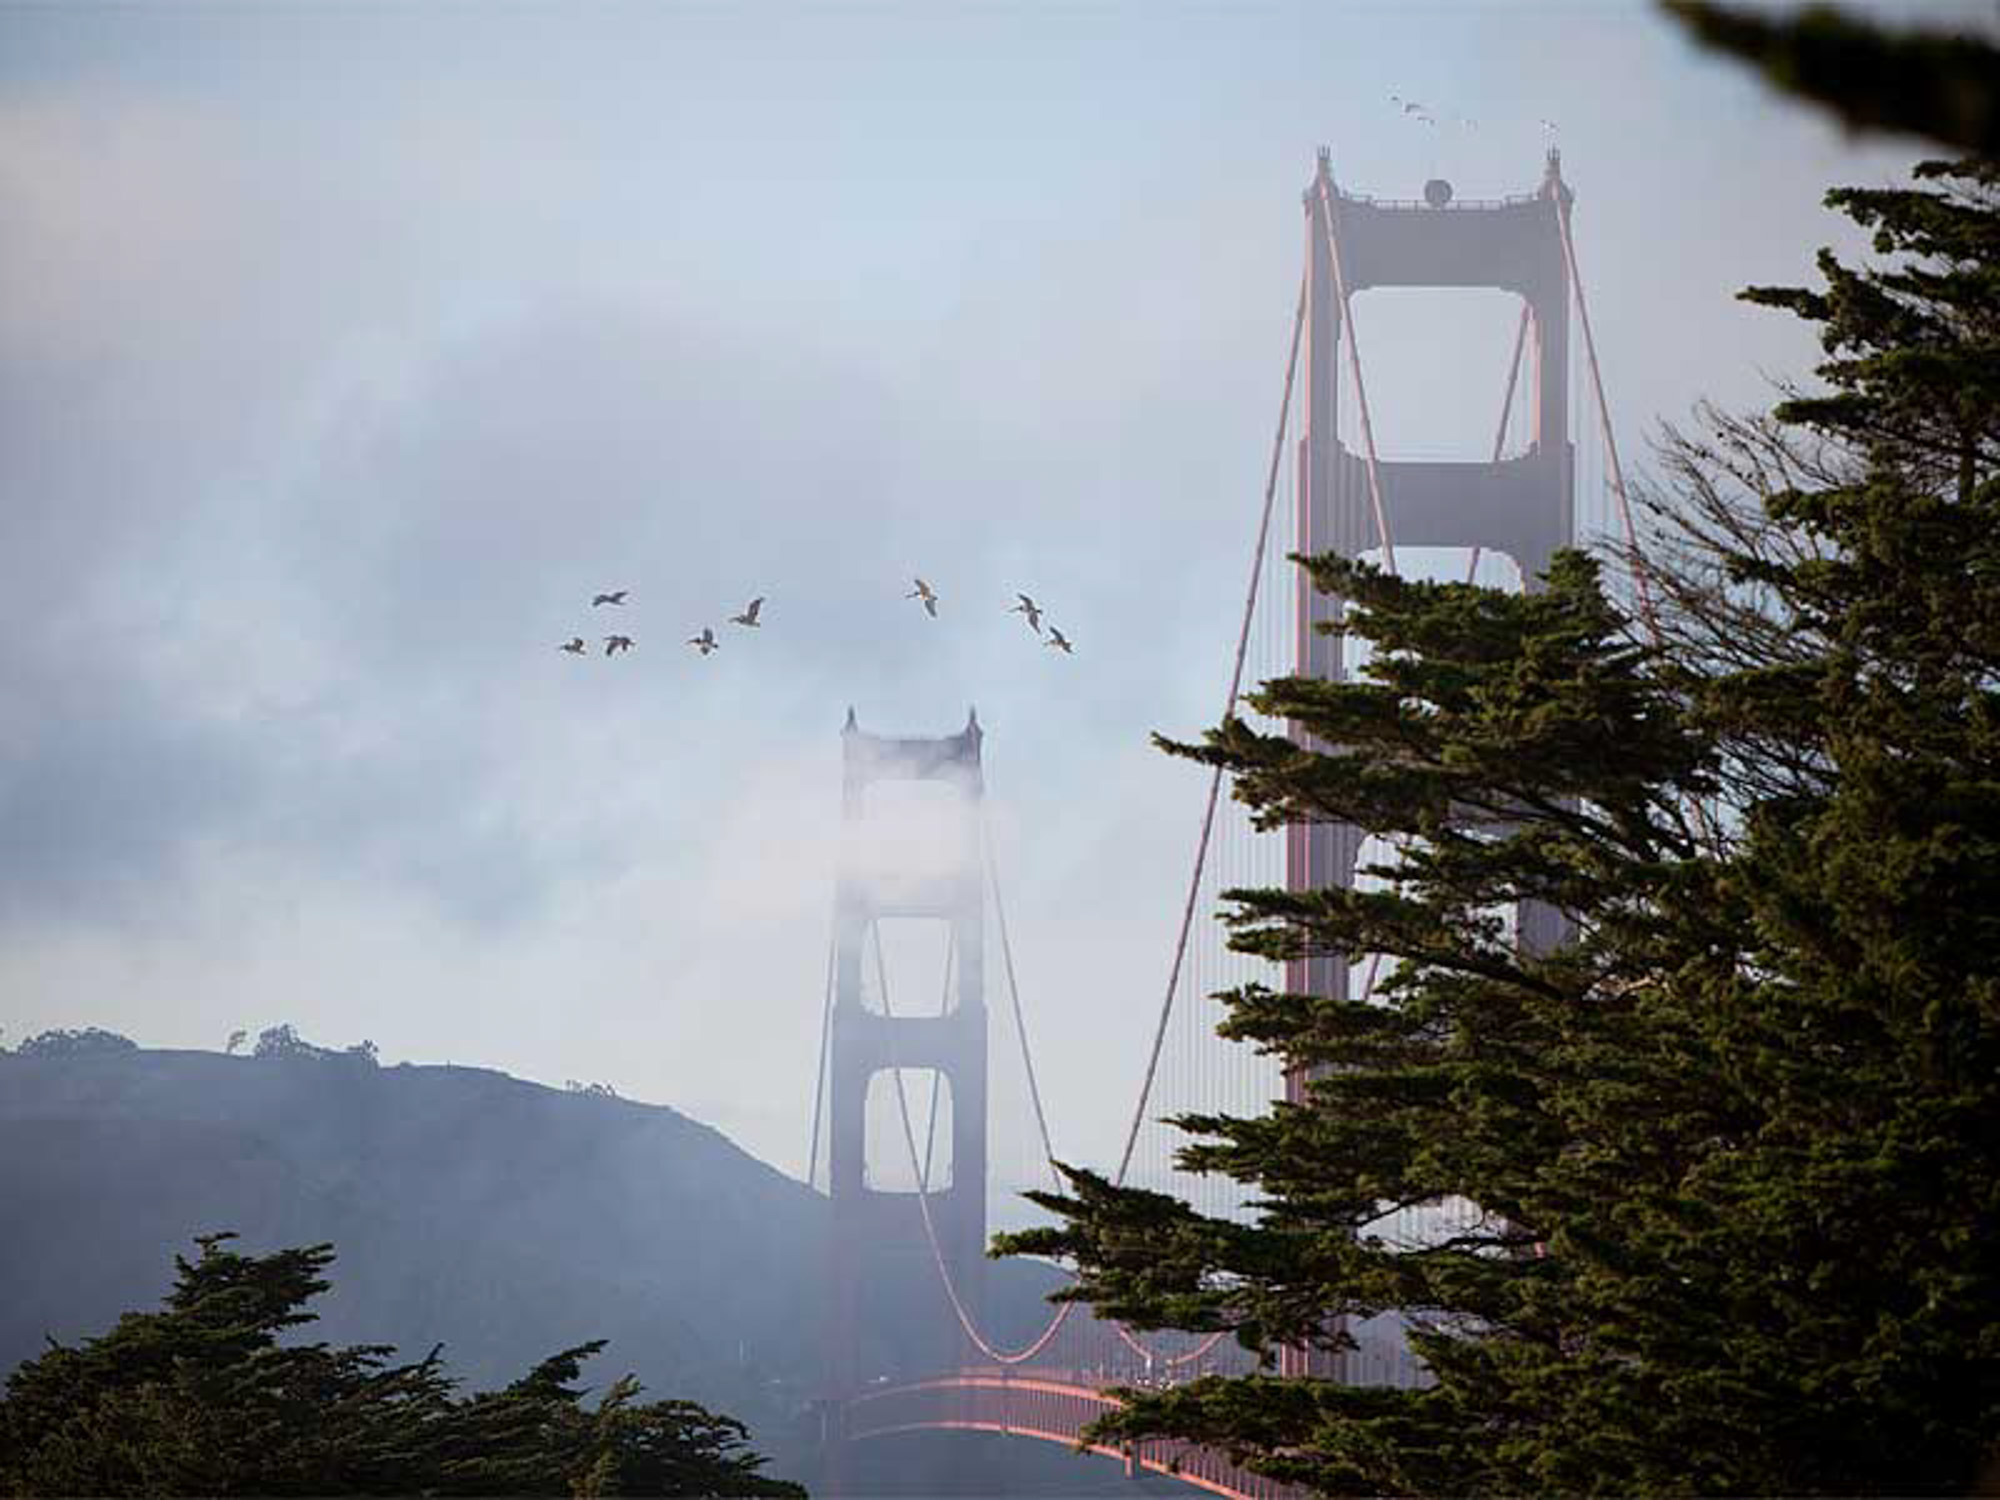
[824,708,988,1409]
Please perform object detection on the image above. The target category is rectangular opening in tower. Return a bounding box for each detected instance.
[859,916,958,1017]
[848,778,974,898]
[1343,288,1533,462]
[864,1067,954,1193]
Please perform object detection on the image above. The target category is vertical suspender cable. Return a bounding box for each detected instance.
[1114,266,1308,1187]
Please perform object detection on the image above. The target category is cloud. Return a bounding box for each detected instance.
[0,1,1963,1201]
[0,656,259,924]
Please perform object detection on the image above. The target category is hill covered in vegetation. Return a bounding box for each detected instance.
[0,1039,825,1443]
[0,1033,1071,1485]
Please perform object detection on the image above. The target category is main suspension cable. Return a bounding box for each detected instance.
[1554,191,1656,634]
[805,930,836,1189]
[1554,189,1719,851]
[1315,179,1396,572]
[919,931,956,1193]
[1114,264,1309,1188]
[981,806,1061,1190]
[870,921,1078,1364]
[983,800,1232,1371]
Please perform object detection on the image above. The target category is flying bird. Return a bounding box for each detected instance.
[592,590,629,607]
[603,634,635,656]
[1009,594,1044,634]
[688,627,719,656]
[559,637,588,655]
[1046,627,1074,655]
[730,596,764,628]
[907,578,939,617]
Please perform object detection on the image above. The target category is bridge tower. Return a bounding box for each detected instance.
[825,708,988,1407]
[1290,145,1576,1007]
[1286,148,1578,1374]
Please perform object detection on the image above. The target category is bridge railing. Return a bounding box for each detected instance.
[1336,186,1544,211]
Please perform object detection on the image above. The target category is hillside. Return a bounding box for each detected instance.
[0,1048,827,1413]
[0,1044,1073,1486]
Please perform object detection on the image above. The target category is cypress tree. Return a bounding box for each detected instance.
[1663,2,2000,156]
[998,95,2000,1500]
[0,1234,804,1497]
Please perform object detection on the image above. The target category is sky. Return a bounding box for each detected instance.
[1,0,1986,1209]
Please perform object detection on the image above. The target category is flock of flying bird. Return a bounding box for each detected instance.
[552,94,1544,676]
[555,580,1074,660]
[1388,92,1560,136]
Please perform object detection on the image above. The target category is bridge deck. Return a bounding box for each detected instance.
[844,1369,1302,1500]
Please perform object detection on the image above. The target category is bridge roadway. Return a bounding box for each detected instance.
[843,1367,1301,1500]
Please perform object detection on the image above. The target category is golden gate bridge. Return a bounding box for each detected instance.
[802,145,1642,1498]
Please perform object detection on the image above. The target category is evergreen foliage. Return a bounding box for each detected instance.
[1663,2,2000,156]
[996,105,2000,1500]
[252,1023,337,1061]
[0,1234,804,1498]
[8,1027,138,1059]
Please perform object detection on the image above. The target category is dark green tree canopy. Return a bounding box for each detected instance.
[1002,552,1747,1496]
[1664,2,2000,156]
[998,98,2000,1500]
[0,1234,804,1498]
[8,1026,138,1059]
